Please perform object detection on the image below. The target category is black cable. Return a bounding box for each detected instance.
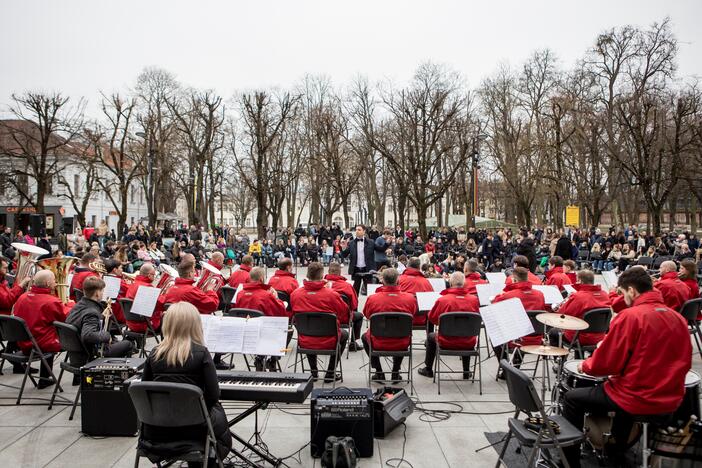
[384,422,414,468]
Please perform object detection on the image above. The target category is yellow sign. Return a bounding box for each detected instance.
[565,205,580,226]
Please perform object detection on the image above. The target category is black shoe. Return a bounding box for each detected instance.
[215,361,231,371]
[13,365,38,375]
[348,342,361,352]
[371,372,385,381]
[391,372,402,384]
[417,367,434,378]
[463,372,472,380]
[37,378,57,390]
[309,370,319,380]
[266,358,279,372]
[324,372,342,383]
[497,369,506,381]
[254,358,264,372]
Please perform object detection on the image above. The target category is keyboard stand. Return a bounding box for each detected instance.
[227,401,284,467]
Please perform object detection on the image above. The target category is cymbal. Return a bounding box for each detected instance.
[536,313,589,331]
[520,345,570,357]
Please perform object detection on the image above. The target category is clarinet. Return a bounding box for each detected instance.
[99,298,113,358]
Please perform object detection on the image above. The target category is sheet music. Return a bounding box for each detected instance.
[602,270,618,290]
[66,273,74,290]
[476,283,506,306]
[396,262,406,274]
[102,275,122,300]
[480,298,533,346]
[366,284,382,296]
[204,316,246,353]
[231,283,244,304]
[241,319,261,354]
[533,285,565,305]
[416,291,442,311]
[428,278,446,292]
[131,286,161,317]
[255,316,289,356]
[485,272,507,285]
[563,284,577,296]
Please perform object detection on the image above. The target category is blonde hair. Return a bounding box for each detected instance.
[152,302,204,367]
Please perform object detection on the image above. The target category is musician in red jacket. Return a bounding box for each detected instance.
[162,261,219,315]
[551,270,610,356]
[418,272,480,380]
[13,270,66,388]
[362,268,417,382]
[544,256,572,291]
[398,257,433,326]
[0,257,29,315]
[463,259,488,295]
[654,261,691,311]
[228,255,253,288]
[680,259,701,319]
[564,260,577,284]
[324,262,363,351]
[236,267,287,318]
[492,267,547,370]
[506,256,542,286]
[562,267,691,467]
[103,259,128,324]
[125,263,160,333]
[291,262,348,382]
[267,257,299,297]
[204,251,226,300]
[69,253,100,300]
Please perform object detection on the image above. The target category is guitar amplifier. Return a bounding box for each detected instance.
[372,387,414,438]
[80,357,145,436]
[310,388,374,458]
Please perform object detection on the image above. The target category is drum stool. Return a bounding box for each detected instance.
[632,413,671,467]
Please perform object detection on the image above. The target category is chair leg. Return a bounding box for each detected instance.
[693,323,702,359]
[133,451,139,468]
[16,353,33,405]
[478,353,483,396]
[527,431,543,467]
[293,350,298,373]
[48,366,65,410]
[495,429,513,468]
[436,347,441,395]
[69,385,81,421]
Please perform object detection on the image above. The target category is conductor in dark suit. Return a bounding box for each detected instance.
[341,224,380,294]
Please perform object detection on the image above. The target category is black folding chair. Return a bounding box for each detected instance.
[367,312,414,394]
[119,298,160,358]
[507,310,547,380]
[635,256,654,268]
[276,290,291,312]
[73,289,84,302]
[568,308,611,359]
[679,298,702,359]
[338,293,355,358]
[293,312,343,388]
[0,315,61,404]
[219,285,236,314]
[49,321,89,420]
[434,312,483,395]
[128,381,224,468]
[495,360,584,468]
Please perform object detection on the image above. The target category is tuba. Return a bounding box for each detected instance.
[158,264,178,295]
[12,242,49,285]
[89,261,107,276]
[198,261,224,293]
[121,271,137,284]
[37,256,77,304]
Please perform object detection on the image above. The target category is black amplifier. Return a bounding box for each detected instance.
[310,388,374,458]
[372,387,414,438]
[80,357,145,436]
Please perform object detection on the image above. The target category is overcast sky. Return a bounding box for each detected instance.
[1,0,700,116]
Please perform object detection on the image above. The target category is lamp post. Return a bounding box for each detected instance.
[468,134,488,228]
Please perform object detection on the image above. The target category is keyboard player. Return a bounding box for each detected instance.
[140,302,232,462]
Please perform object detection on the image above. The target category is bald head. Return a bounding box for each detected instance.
[250,267,266,283]
[140,263,156,276]
[34,270,55,288]
[211,252,224,267]
[449,271,465,288]
[659,261,677,274]
[181,253,196,265]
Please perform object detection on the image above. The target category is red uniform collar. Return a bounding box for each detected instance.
[175,277,195,285]
[239,264,252,272]
[441,287,471,296]
[633,290,666,307]
[135,275,152,284]
[504,281,532,292]
[660,271,679,281]
[466,272,482,281]
[324,274,346,282]
[208,260,223,269]
[402,268,424,277]
[30,286,52,294]
[575,284,601,292]
[377,285,402,293]
[550,266,564,274]
[242,282,270,291]
[303,280,327,291]
[275,270,295,278]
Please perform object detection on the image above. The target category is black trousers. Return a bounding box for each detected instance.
[361,334,403,373]
[68,339,134,368]
[562,385,633,468]
[349,311,363,341]
[352,267,371,295]
[306,330,348,373]
[424,332,471,371]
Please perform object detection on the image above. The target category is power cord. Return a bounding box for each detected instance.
[384,422,414,468]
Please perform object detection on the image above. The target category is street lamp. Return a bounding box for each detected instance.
[468,133,488,229]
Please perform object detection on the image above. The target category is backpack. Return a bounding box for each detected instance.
[320,436,357,468]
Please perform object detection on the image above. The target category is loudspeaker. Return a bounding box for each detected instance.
[29,214,45,237]
[372,387,414,438]
[311,388,374,458]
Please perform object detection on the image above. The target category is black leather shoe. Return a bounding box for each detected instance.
[348,342,362,352]
[215,361,231,371]
[391,372,402,384]
[417,367,434,378]
[371,372,385,381]
[13,366,38,375]
[37,378,57,390]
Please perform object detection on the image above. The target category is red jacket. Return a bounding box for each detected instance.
[654,272,690,312]
[235,282,288,317]
[70,268,99,299]
[0,279,24,315]
[398,268,433,325]
[545,267,572,291]
[162,278,219,315]
[268,270,299,296]
[582,290,691,415]
[228,264,252,288]
[104,274,128,324]
[291,280,346,350]
[324,274,358,324]
[508,271,542,286]
[559,284,611,345]
[493,282,546,346]
[566,272,577,284]
[680,278,701,319]
[13,286,66,353]
[428,288,480,350]
[363,285,417,351]
[465,272,488,295]
[126,275,162,332]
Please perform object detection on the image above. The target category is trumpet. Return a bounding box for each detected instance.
[37,256,77,305]
[12,243,49,285]
[99,298,113,357]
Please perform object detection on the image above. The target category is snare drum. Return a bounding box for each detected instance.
[672,370,701,424]
[561,360,607,391]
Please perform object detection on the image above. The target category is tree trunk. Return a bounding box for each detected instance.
[416,203,428,240]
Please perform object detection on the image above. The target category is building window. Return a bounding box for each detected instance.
[130,185,135,204]
[74,174,80,197]
[91,215,97,227]
[18,173,29,194]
